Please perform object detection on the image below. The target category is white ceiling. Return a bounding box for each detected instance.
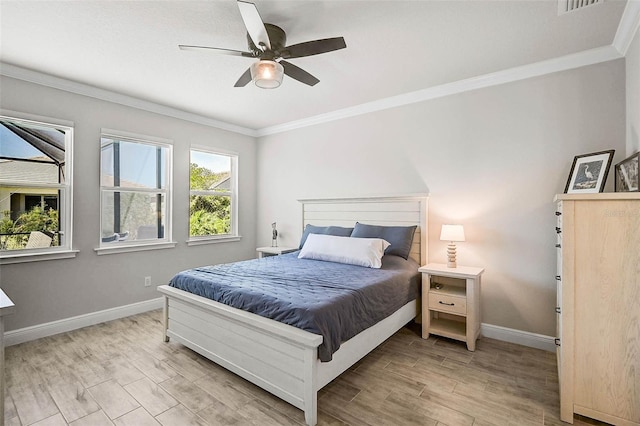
[0,1,629,132]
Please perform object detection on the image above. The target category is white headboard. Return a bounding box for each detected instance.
[298,195,429,266]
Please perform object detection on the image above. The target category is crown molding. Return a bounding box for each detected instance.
[613,0,640,55]
[0,62,259,138]
[256,45,622,137]
[0,27,629,140]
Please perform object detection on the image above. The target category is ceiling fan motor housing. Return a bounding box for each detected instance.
[179,0,345,88]
[248,23,286,55]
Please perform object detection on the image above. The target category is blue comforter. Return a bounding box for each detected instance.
[169,252,419,361]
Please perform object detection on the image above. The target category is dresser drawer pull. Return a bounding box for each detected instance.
[438,301,455,306]
[555,244,561,248]
[555,275,561,281]
[555,307,561,314]
[555,211,562,216]
[555,227,562,234]
[555,338,561,347]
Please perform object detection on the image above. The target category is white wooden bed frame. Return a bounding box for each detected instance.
[157,195,428,425]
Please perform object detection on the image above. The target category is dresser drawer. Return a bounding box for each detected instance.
[429,292,467,315]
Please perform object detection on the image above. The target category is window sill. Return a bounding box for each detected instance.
[94,241,178,256]
[0,249,79,265]
[187,235,242,246]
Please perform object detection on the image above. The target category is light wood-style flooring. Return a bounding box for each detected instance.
[4,310,609,426]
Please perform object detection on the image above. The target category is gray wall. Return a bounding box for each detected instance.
[0,76,258,331]
[256,60,626,337]
[627,26,640,156]
[0,55,630,339]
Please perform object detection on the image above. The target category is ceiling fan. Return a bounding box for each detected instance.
[179,0,346,89]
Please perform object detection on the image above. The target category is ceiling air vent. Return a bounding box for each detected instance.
[558,0,603,15]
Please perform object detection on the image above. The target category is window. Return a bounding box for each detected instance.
[99,130,172,249]
[0,113,74,258]
[189,148,238,240]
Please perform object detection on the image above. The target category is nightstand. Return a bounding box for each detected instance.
[256,246,298,258]
[418,263,484,351]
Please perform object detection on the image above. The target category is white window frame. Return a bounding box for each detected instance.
[95,129,176,255]
[187,146,240,246]
[0,110,77,265]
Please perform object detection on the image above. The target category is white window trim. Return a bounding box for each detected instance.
[187,147,239,242]
[186,235,242,246]
[101,128,173,146]
[0,109,74,129]
[0,110,75,262]
[98,129,174,251]
[94,241,177,256]
[0,249,79,265]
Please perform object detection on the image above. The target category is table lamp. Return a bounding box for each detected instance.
[440,224,465,268]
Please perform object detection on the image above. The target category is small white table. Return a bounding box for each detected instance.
[256,246,298,258]
[0,289,16,426]
[419,263,484,351]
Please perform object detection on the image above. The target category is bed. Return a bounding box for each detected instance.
[157,195,428,425]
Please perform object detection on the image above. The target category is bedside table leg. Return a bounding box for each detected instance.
[465,276,480,352]
[421,274,430,339]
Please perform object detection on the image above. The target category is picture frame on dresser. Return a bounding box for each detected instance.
[614,151,639,192]
[564,150,615,194]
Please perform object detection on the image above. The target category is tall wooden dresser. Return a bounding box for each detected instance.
[554,193,640,425]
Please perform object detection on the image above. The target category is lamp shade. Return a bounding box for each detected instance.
[440,224,465,242]
[250,60,284,89]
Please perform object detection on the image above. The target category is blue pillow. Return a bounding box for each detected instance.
[350,222,417,260]
[299,225,354,249]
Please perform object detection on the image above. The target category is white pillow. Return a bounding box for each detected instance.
[298,234,391,269]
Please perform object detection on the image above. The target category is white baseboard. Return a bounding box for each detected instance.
[3,299,556,353]
[481,323,556,352]
[4,297,164,347]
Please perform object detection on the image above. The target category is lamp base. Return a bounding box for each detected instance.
[446,242,457,268]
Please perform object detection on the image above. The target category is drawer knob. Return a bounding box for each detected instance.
[555,275,561,281]
[438,301,455,306]
[555,307,561,314]
[555,211,562,216]
[555,338,561,347]
[556,227,562,234]
[555,244,561,248]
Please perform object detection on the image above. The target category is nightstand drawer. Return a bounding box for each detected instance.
[428,293,467,315]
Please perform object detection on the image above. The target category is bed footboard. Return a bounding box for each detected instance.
[158,285,323,425]
[162,294,170,343]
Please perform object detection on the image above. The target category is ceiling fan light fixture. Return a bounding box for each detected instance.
[250,60,284,89]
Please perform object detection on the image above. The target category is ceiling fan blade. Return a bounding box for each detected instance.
[281,37,346,59]
[237,0,271,51]
[179,45,255,57]
[234,68,252,87]
[280,60,319,86]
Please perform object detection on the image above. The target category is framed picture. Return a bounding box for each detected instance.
[564,150,615,194]
[614,152,639,192]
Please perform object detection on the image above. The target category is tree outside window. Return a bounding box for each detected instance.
[189,149,237,238]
